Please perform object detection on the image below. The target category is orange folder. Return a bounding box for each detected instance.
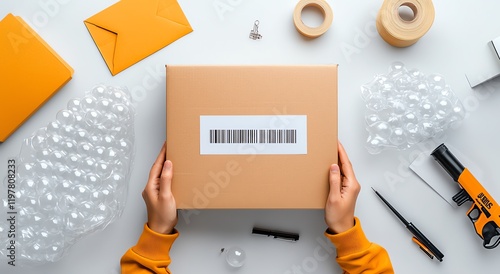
[0,13,73,143]
[84,0,193,76]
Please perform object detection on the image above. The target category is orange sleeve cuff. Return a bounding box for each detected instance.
[324,217,371,257]
[132,223,179,261]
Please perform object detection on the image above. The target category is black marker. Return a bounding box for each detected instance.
[252,227,299,242]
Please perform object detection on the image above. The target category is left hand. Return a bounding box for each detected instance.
[142,143,177,234]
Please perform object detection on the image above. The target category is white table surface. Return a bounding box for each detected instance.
[2,0,500,273]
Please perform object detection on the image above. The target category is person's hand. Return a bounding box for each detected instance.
[142,143,177,234]
[325,142,361,234]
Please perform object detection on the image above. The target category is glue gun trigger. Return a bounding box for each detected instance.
[482,222,500,249]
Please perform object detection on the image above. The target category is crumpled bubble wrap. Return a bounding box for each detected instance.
[362,62,466,154]
[0,85,135,265]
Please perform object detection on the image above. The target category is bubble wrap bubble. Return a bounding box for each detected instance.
[362,62,466,154]
[0,85,135,265]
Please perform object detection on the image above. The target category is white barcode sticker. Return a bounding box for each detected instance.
[200,115,307,155]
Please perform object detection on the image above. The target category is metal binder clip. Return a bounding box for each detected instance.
[249,20,262,40]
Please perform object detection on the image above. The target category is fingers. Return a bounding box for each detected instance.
[149,144,166,179]
[328,164,341,199]
[145,144,167,196]
[338,142,355,179]
[159,160,174,198]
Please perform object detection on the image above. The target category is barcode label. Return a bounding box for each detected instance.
[200,115,307,155]
[209,129,297,144]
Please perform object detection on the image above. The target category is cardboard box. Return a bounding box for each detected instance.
[166,65,338,209]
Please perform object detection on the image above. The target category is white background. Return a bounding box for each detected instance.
[1,0,500,273]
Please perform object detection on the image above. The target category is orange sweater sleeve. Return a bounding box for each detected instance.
[120,223,179,274]
[324,217,394,274]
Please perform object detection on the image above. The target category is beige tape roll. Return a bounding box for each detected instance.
[376,0,435,47]
[293,0,333,38]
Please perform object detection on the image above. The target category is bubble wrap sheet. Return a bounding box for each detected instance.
[362,62,466,154]
[0,85,135,265]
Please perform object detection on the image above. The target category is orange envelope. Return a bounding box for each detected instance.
[0,13,73,143]
[84,0,193,76]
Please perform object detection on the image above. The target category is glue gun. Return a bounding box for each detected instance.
[431,144,500,249]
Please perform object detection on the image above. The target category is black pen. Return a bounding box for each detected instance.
[252,227,299,242]
[372,187,444,262]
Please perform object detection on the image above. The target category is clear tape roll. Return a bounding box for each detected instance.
[376,0,435,47]
[293,0,333,38]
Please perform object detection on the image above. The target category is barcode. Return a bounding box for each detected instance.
[209,129,297,144]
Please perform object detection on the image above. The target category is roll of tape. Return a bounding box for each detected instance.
[376,0,435,47]
[293,0,333,38]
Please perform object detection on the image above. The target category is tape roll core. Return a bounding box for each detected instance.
[376,0,435,47]
[293,0,333,38]
[399,3,418,21]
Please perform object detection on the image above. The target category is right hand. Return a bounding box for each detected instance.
[324,142,361,234]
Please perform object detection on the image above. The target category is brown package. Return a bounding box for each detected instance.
[166,65,338,209]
